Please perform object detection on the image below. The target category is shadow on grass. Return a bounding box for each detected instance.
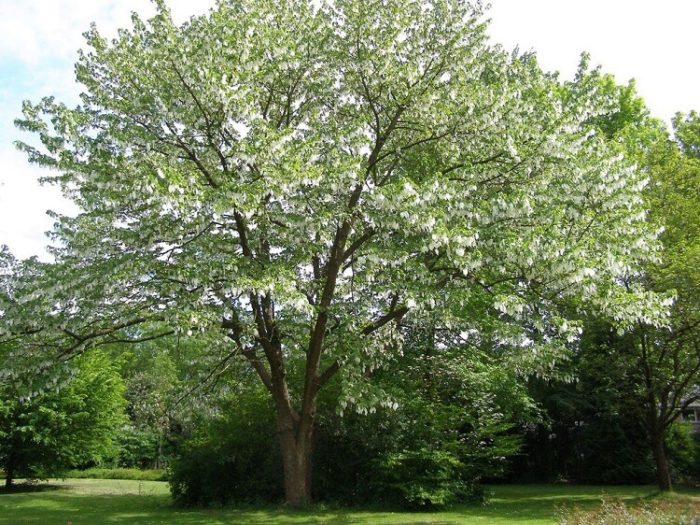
[0,494,449,525]
[0,483,63,494]
[0,493,565,524]
[2,483,698,525]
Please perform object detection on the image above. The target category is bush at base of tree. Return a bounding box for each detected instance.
[169,390,283,506]
[313,395,520,508]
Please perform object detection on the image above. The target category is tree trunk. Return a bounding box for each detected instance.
[652,431,672,491]
[277,411,314,506]
[4,460,14,489]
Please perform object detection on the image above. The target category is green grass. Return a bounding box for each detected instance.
[64,468,167,481]
[1,480,699,524]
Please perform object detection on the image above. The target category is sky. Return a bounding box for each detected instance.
[0,0,698,260]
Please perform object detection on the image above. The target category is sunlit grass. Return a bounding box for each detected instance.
[1,479,699,524]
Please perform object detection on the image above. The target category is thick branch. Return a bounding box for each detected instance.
[362,306,409,336]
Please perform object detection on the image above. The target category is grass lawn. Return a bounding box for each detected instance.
[1,479,699,525]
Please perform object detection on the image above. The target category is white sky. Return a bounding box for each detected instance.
[0,0,698,260]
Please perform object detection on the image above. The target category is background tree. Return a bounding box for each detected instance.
[509,76,700,492]
[6,0,665,504]
[0,351,126,488]
[512,321,656,485]
[633,110,700,491]
[112,331,247,469]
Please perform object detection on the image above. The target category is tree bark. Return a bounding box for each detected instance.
[276,405,314,506]
[652,431,672,491]
[4,459,14,489]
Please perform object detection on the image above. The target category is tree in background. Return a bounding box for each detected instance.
[117,350,179,469]
[633,111,700,490]
[513,322,656,485]
[113,332,244,469]
[5,0,666,504]
[0,351,126,488]
[510,77,700,491]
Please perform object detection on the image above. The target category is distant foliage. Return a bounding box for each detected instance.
[665,422,700,484]
[114,425,161,469]
[0,351,126,486]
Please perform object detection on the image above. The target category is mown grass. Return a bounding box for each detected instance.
[64,468,167,481]
[1,479,699,525]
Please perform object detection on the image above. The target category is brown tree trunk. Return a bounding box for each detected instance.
[4,460,14,489]
[276,408,314,506]
[652,431,672,491]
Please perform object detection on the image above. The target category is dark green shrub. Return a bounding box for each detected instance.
[376,448,467,508]
[169,390,283,505]
[666,421,700,483]
[312,344,526,508]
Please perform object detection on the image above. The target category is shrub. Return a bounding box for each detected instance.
[375,448,469,508]
[313,395,518,508]
[114,425,160,469]
[168,390,283,506]
[666,421,700,483]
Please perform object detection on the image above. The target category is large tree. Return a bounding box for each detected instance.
[4,0,665,504]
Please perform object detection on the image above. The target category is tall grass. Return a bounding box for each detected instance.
[559,496,700,525]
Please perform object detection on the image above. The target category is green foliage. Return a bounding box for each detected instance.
[110,334,242,469]
[508,72,700,491]
[0,351,126,485]
[114,425,161,469]
[169,388,283,505]
[314,331,530,507]
[674,110,700,159]
[665,422,700,483]
[376,448,471,508]
[116,345,180,469]
[512,319,656,484]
